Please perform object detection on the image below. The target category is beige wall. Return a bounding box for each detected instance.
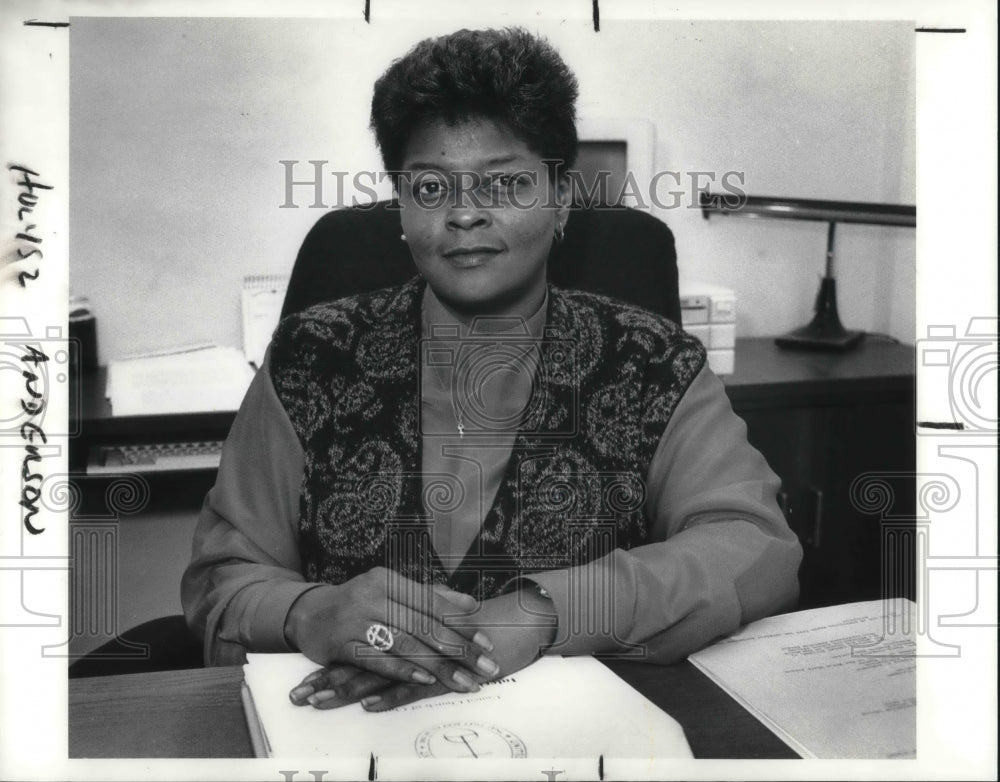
[70,18,915,362]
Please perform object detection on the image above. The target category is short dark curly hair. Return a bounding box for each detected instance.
[370,28,579,179]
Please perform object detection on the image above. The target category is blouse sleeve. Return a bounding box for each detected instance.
[180,350,312,666]
[525,364,803,663]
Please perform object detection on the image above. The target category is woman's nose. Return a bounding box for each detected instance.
[447,206,491,230]
[447,179,492,230]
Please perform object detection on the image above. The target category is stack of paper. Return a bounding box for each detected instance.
[689,599,916,759]
[242,654,692,767]
[241,274,289,368]
[106,345,255,416]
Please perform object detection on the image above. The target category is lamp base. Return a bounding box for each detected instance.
[775,326,865,351]
[775,277,865,352]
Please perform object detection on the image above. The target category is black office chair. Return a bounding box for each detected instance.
[282,201,682,321]
[68,615,203,678]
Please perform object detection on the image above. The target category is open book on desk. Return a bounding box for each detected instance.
[688,598,917,759]
[242,654,692,771]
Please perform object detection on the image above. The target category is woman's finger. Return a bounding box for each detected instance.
[345,638,447,685]
[429,582,478,612]
[352,621,499,693]
[359,569,493,651]
[289,667,338,703]
[430,584,495,651]
[307,670,393,710]
[289,664,389,706]
[381,573,484,637]
[370,602,500,679]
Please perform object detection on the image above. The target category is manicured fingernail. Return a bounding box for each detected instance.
[473,631,494,651]
[290,685,314,701]
[452,670,479,691]
[452,592,477,609]
[476,655,500,676]
[309,689,338,704]
[361,695,382,708]
[411,669,436,684]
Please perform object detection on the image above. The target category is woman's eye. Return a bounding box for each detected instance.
[411,177,449,205]
[416,180,444,196]
[489,173,530,191]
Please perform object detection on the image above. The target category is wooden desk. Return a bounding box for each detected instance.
[725,336,913,408]
[69,660,798,759]
[725,339,915,608]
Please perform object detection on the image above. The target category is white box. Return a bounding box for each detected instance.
[686,324,711,346]
[679,294,710,325]
[706,348,735,375]
[679,281,737,375]
[711,296,736,323]
[710,323,736,349]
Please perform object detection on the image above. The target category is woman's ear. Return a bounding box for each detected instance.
[551,175,572,244]
[554,173,572,228]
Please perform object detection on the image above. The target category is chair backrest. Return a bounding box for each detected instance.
[281,201,681,322]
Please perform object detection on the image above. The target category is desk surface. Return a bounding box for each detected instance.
[69,660,798,760]
[724,337,913,408]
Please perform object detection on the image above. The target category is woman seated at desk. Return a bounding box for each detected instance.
[181,27,801,712]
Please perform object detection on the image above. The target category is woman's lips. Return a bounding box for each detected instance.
[442,247,502,267]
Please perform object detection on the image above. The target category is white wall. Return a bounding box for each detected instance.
[70,18,915,361]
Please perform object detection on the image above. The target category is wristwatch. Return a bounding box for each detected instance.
[532,582,551,600]
[515,578,551,603]
[516,579,556,659]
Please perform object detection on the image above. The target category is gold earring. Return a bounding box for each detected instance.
[400,233,407,241]
[553,222,565,244]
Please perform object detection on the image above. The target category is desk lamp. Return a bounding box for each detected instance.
[699,193,916,351]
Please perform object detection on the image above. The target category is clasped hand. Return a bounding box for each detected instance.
[285,569,556,712]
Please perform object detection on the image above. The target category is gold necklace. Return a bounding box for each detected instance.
[424,351,466,438]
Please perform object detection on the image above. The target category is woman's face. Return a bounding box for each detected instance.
[397,116,569,320]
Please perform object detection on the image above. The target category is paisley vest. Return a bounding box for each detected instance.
[269,278,705,599]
